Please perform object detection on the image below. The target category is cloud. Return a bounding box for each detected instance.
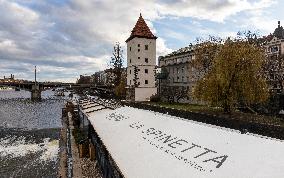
[0,0,279,82]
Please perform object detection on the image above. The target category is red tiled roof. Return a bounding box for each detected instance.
[126,14,157,42]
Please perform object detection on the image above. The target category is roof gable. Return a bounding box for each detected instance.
[126,14,157,42]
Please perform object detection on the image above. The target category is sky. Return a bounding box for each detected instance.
[0,0,283,83]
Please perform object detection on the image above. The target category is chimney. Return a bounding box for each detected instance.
[278,21,280,27]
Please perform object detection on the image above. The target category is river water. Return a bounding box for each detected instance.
[0,89,67,177]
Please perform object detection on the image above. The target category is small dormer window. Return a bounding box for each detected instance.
[271,46,279,52]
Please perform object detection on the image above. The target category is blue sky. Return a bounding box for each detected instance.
[0,0,283,82]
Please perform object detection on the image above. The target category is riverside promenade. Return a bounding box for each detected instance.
[72,96,284,178]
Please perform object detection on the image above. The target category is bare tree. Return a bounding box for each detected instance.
[110,42,124,86]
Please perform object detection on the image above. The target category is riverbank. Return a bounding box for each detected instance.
[124,101,284,140]
[58,103,102,178]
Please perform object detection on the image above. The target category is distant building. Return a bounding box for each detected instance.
[158,46,197,103]
[264,21,284,93]
[126,14,157,101]
[77,75,92,84]
[158,21,284,103]
[0,74,16,83]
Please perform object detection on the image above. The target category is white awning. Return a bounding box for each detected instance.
[81,104,284,178]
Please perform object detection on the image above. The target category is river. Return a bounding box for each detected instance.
[0,89,67,177]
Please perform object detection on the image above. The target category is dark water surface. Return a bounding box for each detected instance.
[0,89,66,177]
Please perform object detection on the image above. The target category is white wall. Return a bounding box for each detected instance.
[135,87,157,101]
[127,37,156,88]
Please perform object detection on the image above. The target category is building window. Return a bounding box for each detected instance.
[145,58,148,63]
[130,59,131,63]
[145,80,148,84]
[177,76,179,82]
[138,49,140,52]
[130,80,131,85]
[130,70,131,74]
[145,45,148,50]
[138,57,140,59]
[187,76,189,82]
[182,76,184,82]
[177,68,179,74]
[130,47,131,51]
[138,44,140,47]
[182,67,184,73]
[173,77,174,82]
[145,69,148,73]
[271,46,279,52]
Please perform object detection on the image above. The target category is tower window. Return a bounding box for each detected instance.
[138,49,140,52]
[145,69,148,73]
[138,44,140,47]
[271,46,279,52]
[130,70,131,74]
[130,47,131,51]
[145,45,148,50]
[145,80,148,84]
[130,59,131,63]
[138,57,140,59]
[145,58,148,63]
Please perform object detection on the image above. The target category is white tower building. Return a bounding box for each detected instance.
[126,14,157,101]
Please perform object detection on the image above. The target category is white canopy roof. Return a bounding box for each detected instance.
[80,102,284,178]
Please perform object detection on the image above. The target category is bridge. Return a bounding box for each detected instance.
[0,65,112,100]
[0,81,62,91]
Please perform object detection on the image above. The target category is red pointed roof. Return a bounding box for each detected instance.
[126,14,157,42]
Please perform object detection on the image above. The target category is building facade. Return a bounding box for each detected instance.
[126,14,157,101]
[264,21,284,93]
[158,21,284,103]
[158,46,198,103]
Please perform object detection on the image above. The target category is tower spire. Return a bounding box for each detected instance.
[126,14,157,42]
